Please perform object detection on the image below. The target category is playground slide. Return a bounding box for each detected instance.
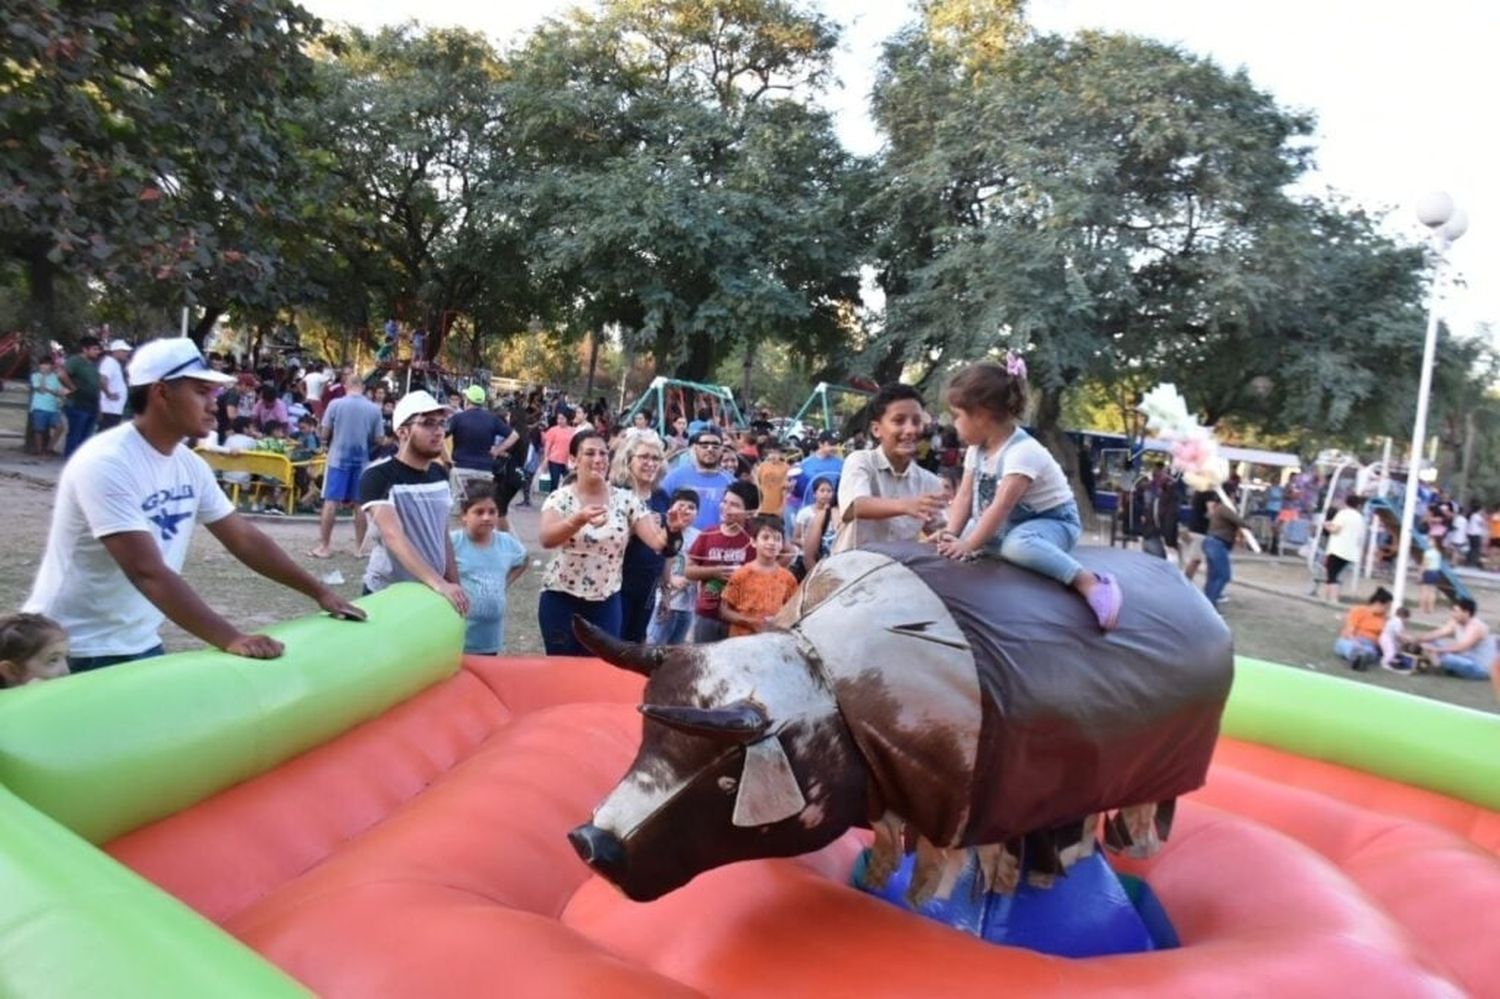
[1366,496,1472,604]
[0,586,1497,996]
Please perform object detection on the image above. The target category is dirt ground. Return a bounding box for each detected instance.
[0,395,1494,715]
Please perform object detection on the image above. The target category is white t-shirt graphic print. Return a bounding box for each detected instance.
[25,424,235,656]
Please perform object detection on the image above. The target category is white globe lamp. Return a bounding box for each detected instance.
[1416,191,1454,229]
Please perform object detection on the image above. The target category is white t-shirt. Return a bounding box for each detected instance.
[24,424,236,656]
[964,432,1073,513]
[302,370,330,402]
[1325,507,1365,562]
[1469,511,1488,538]
[98,355,126,416]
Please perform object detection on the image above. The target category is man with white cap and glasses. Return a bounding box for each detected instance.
[24,338,366,673]
[358,389,470,617]
[97,338,131,430]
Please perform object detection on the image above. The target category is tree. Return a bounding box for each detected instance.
[870,26,1437,497]
[0,0,325,342]
[500,0,872,383]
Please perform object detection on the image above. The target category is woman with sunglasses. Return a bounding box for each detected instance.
[538,429,693,655]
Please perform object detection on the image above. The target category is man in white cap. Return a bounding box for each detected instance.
[24,338,366,672]
[359,389,470,616]
[97,339,132,430]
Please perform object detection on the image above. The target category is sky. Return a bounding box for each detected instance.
[302,0,1499,337]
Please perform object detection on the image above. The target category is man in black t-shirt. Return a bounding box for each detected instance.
[446,384,519,525]
[1180,488,1214,582]
[359,390,469,616]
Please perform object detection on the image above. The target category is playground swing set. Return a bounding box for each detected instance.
[621,376,746,438]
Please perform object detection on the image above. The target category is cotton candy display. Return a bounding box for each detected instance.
[1137,384,1257,552]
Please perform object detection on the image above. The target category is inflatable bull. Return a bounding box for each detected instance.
[569,542,1233,904]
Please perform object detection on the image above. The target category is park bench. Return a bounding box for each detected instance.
[196,448,326,514]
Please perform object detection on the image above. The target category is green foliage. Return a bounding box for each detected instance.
[0,0,325,339]
[498,0,872,380]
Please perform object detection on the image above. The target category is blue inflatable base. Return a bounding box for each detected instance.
[851,846,1177,958]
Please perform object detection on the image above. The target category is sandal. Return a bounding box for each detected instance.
[1086,572,1123,631]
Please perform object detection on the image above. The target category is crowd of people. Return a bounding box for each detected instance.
[2,336,1494,704]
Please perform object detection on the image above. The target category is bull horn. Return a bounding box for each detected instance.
[572,615,668,677]
[640,700,770,744]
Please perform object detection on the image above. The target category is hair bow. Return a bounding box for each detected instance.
[1004,351,1027,380]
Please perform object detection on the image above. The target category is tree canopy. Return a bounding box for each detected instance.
[2,0,1489,472]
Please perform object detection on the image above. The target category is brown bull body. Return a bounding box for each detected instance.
[569,542,1234,903]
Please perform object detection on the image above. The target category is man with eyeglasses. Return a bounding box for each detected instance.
[358,390,470,617]
[662,429,735,532]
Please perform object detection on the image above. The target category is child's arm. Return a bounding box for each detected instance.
[939,474,1029,559]
[945,469,976,536]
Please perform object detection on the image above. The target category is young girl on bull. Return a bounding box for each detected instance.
[937,356,1124,631]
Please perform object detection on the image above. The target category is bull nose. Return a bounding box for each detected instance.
[568,822,626,877]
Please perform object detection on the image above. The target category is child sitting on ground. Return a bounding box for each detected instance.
[649,489,701,645]
[1380,606,1413,673]
[937,356,1123,630]
[720,516,800,637]
[0,612,70,687]
[450,483,529,655]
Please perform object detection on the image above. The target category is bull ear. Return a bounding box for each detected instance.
[639,700,770,743]
[733,736,807,827]
[573,615,667,677]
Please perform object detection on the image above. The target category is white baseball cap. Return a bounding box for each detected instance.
[391,390,452,429]
[127,338,235,388]
[107,339,132,353]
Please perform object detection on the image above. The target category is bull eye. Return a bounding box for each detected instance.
[717,776,738,794]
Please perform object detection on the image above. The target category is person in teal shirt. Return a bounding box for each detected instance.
[29,356,66,455]
[451,482,529,654]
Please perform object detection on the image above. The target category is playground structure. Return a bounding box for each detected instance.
[1303,455,1471,605]
[0,585,1496,996]
[785,381,873,442]
[621,376,745,437]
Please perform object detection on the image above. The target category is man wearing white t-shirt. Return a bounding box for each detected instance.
[301,361,331,416]
[97,339,131,430]
[24,338,365,673]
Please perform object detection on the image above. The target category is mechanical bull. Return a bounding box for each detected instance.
[568,542,1233,905]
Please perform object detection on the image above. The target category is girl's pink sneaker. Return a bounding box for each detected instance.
[1086,572,1123,631]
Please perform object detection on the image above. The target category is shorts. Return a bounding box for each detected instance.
[29,409,59,432]
[1325,554,1351,585]
[1180,532,1203,563]
[1420,569,1441,585]
[323,464,364,504]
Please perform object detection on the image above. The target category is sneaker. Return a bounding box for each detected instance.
[1380,658,1413,674]
[1085,572,1123,631]
[1350,651,1377,672]
[264,507,285,516]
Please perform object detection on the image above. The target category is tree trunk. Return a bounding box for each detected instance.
[675,331,715,383]
[190,306,221,349]
[583,327,601,399]
[1031,384,1095,517]
[740,340,755,410]
[26,249,57,344]
[1457,410,1477,508]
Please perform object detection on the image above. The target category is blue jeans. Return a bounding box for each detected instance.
[68,644,164,674]
[1334,637,1378,664]
[1202,536,1232,607]
[648,608,694,645]
[538,589,622,656]
[618,573,659,644]
[980,501,1084,586]
[1438,652,1492,680]
[63,405,97,457]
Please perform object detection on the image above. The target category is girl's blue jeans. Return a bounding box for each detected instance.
[976,501,1084,586]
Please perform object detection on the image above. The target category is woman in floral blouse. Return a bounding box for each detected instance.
[538,429,693,655]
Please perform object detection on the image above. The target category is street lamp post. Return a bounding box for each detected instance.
[1391,193,1469,608]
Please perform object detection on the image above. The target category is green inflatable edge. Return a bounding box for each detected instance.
[0,783,308,997]
[0,583,463,845]
[1223,657,1500,812]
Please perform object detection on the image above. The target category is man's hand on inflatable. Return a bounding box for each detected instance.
[317,589,367,622]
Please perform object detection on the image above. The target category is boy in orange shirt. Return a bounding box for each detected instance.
[720,516,800,637]
[754,441,790,517]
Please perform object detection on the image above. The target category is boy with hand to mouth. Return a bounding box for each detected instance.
[719,516,800,637]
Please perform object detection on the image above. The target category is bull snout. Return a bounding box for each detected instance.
[568,822,626,879]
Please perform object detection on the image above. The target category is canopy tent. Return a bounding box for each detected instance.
[790,381,874,436]
[622,376,746,436]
